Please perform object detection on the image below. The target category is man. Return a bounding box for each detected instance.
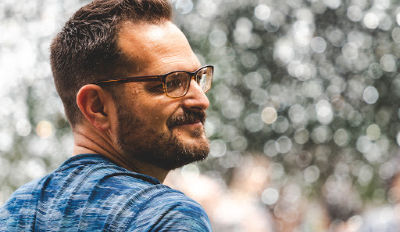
[0,0,213,231]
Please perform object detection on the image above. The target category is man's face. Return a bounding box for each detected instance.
[113,21,210,170]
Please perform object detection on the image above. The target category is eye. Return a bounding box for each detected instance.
[165,77,183,90]
[148,83,164,93]
[165,72,188,91]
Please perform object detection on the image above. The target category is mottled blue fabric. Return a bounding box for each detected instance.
[0,154,212,231]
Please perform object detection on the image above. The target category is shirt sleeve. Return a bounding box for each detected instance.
[124,190,212,232]
[148,202,212,232]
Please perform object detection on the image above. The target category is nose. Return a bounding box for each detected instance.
[181,79,210,111]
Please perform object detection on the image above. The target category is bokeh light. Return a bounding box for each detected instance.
[3,0,400,231]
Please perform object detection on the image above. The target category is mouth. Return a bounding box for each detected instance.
[167,110,206,129]
[172,120,205,138]
[174,120,203,128]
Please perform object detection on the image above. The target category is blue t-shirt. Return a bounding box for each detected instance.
[0,154,212,231]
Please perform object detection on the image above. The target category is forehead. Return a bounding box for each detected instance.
[117,21,200,74]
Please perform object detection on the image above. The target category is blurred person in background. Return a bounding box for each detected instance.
[225,155,275,232]
[317,176,363,232]
[298,200,331,232]
[357,170,400,232]
[0,0,214,231]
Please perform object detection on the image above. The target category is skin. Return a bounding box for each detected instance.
[72,21,210,182]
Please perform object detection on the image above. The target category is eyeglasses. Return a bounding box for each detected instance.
[93,65,214,98]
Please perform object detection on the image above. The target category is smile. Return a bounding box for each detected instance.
[174,121,203,128]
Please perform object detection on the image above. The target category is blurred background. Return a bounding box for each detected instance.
[1,0,400,231]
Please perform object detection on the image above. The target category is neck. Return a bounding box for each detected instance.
[72,124,169,183]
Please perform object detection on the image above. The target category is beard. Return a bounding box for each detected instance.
[115,104,209,171]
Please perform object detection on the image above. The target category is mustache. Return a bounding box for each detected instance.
[167,109,206,128]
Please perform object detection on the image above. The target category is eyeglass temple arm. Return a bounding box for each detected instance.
[94,76,162,85]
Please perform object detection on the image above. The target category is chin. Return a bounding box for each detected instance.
[160,137,210,170]
[176,130,209,151]
[118,125,210,171]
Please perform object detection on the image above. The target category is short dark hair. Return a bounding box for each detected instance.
[50,0,172,126]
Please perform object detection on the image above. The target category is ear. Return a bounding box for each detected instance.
[76,84,113,131]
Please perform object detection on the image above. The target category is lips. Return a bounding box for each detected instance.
[167,110,206,129]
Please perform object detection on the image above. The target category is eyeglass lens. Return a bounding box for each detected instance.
[165,66,212,98]
[165,72,190,97]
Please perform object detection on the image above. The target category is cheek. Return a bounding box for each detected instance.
[137,99,178,130]
[127,85,180,129]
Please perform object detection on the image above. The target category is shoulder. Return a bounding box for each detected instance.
[0,178,44,231]
[124,186,212,232]
[1,177,43,209]
[92,179,211,231]
[61,160,211,231]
